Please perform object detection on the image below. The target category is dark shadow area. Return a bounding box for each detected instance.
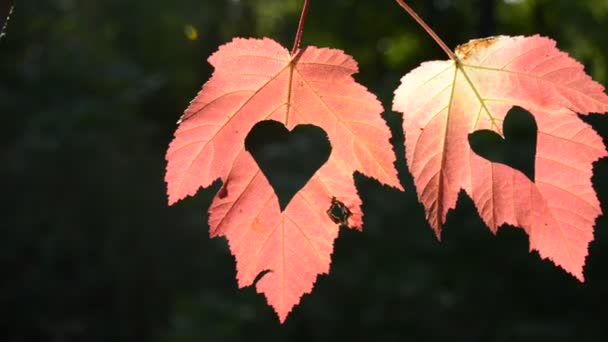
[468,106,537,181]
[245,120,331,211]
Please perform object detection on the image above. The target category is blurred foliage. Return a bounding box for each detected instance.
[0,0,607,341]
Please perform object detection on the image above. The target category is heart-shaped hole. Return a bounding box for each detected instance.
[468,106,537,181]
[245,120,331,211]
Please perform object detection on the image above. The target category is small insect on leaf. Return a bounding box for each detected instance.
[326,197,352,226]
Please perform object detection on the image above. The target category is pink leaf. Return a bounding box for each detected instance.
[166,38,402,321]
[393,35,608,280]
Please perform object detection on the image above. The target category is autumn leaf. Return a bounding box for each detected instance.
[165,38,402,321]
[393,35,608,280]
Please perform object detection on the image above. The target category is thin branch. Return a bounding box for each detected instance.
[394,0,458,61]
[292,0,310,55]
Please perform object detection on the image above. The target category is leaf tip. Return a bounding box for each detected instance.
[166,191,179,206]
[433,228,442,242]
[558,261,585,283]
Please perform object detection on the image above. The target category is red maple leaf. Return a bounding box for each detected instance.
[393,35,608,280]
[165,38,402,321]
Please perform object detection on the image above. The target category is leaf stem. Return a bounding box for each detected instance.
[394,0,458,61]
[291,0,310,55]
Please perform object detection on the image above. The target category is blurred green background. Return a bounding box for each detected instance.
[1,0,608,341]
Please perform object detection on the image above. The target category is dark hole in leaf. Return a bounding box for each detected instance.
[252,269,272,287]
[245,120,331,211]
[218,179,229,199]
[326,197,352,227]
[468,106,537,182]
